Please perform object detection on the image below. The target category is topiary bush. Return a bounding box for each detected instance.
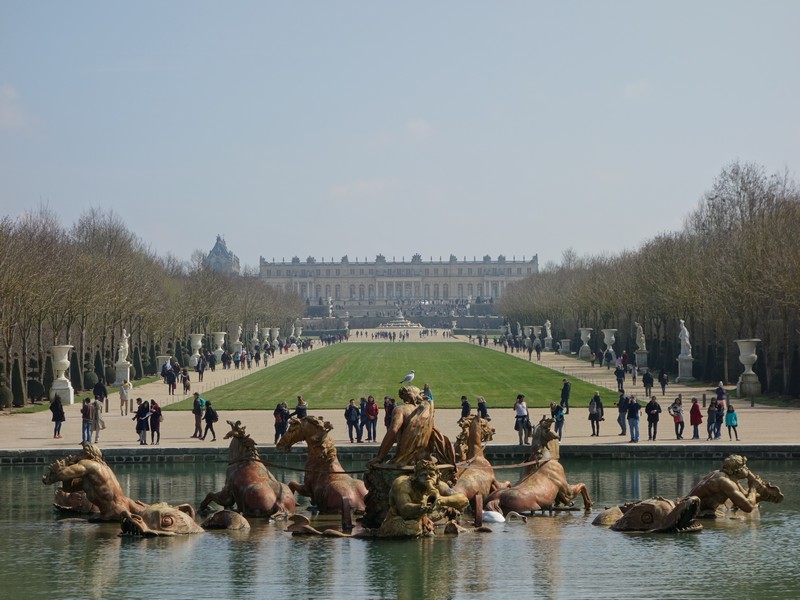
[27,379,45,402]
[43,354,54,397]
[147,343,157,376]
[94,350,104,382]
[70,351,82,391]
[104,366,116,386]
[11,356,25,407]
[84,370,98,390]
[0,362,12,409]
[133,346,143,380]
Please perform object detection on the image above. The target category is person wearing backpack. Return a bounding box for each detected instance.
[615,392,629,436]
[202,400,218,441]
[588,391,604,436]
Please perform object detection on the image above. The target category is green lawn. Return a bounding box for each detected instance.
[165,343,600,412]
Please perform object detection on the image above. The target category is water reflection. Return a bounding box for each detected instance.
[1,460,798,599]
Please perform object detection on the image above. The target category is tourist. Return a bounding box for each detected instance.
[202,400,218,441]
[626,395,642,443]
[273,402,290,444]
[81,397,93,444]
[208,352,217,372]
[191,392,204,438]
[550,402,565,441]
[668,397,684,440]
[715,381,726,402]
[535,341,542,361]
[613,365,626,393]
[92,378,109,412]
[344,399,360,443]
[715,400,725,440]
[560,378,571,414]
[706,399,718,441]
[642,369,654,397]
[290,395,308,419]
[233,350,241,369]
[725,403,739,441]
[49,394,65,439]
[689,397,703,439]
[590,351,596,367]
[180,368,191,394]
[196,354,205,382]
[383,396,396,429]
[645,396,662,441]
[165,367,177,396]
[615,392,629,436]
[588,391,604,436]
[514,394,530,445]
[133,398,150,445]
[460,395,471,418]
[91,395,105,443]
[365,395,379,441]
[476,396,490,420]
[631,366,638,386]
[422,383,434,402]
[604,349,613,369]
[119,379,132,416]
[357,397,368,441]
[658,369,669,396]
[149,400,162,445]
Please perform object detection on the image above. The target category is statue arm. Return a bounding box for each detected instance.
[43,461,94,485]
[373,413,404,462]
[393,486,427,519]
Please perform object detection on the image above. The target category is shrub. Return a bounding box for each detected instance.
[133,346,144,380]
[70,351,82,391]
[11,356,25,407]
[94,350,104,382]
[43,354,54,397]
[0,363,12,409]
[27,379,45,402]
[148,343,157,376]
[84,371,98,390]
[104,366,117,386]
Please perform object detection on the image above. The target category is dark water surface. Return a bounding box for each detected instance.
[1,459,798,600]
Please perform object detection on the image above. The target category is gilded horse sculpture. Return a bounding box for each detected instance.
[277,416,368,513]
[453,415,510,508]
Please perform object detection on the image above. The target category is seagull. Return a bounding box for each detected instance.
[399,370,415,384]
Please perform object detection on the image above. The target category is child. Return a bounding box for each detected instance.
[725,403,739,441]
[181,368,191,393]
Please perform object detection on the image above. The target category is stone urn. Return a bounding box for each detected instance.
[532,326,542,346]
[156,355,172,376]
[270,327,280,342]
[295,324,303,337]
[578,327,593,359]
[189,333,204,368]
[50,345,75,404]
[524,325,532,338]
[601,329,617,362]
[735,339,762,398]
[212,332,226,362]
[261,327,270,343]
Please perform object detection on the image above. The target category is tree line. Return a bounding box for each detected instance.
[0,208,305,406]
[498,161,800,397]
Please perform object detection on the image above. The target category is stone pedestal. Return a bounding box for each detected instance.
[50,344,75,405]
[296,325,303,337]
[532,326,542,347]
[250,336,259,352]
[578,328,592,359]
[524,326,532,338]
[559,339,571,355]
[544,337,553,351]
[635,350,648,372]
[270,327,280,342]
[232,341,244,355]
[114,362,131,386]
[676,356,694,383]
[189,333,204,368]
[735,339,761,398]
[156,355,172,376]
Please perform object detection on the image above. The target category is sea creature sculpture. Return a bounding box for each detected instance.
[199,420,296,518]
[277,416,368,513]
[120,503,204,537]
[485,417,592,514]
[592,496,703,533]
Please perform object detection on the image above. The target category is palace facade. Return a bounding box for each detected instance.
[205,235,240,275]
[258,253,538,303]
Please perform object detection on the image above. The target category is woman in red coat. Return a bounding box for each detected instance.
[689,397,703,440]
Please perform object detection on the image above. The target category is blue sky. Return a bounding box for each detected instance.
[2,1,798,269]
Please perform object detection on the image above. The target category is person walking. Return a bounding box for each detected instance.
[658,369,669,396]
[92,378,109,413]
[725,403,739,441]
[119,379,132,416]
[344,399,360,443]
[626,395,642,443]
[706,399,718,440]
[613,366,626,393]
[149,400,162,445]
[133,398,150,445]
[180,368,191,394]
[560,379,571,414]
[615,393,629,436]
[273,402,290,444]
[714,400,725,440]
[689,398,703,439]
[668,397,684,440]
[165,367,177,396]
[645,396,662,441]
[91,395,105,443]
[383,396,396,429]
[514,394,530,445]
[50,394,65,439]
[460,395,471,418]
[588,392,604,436]
[365,396,379,441]
[81,397,93,444]
[642,370,654,397]
[191,393,204,438]
[550,402,565,441]
[202,400,218,441]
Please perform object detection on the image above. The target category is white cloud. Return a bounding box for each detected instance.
[622,79,649,102]
[0,84,26,130]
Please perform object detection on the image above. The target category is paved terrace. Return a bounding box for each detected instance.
[1,331,798,463]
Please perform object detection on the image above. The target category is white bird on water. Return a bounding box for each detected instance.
[399,370,415,384]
